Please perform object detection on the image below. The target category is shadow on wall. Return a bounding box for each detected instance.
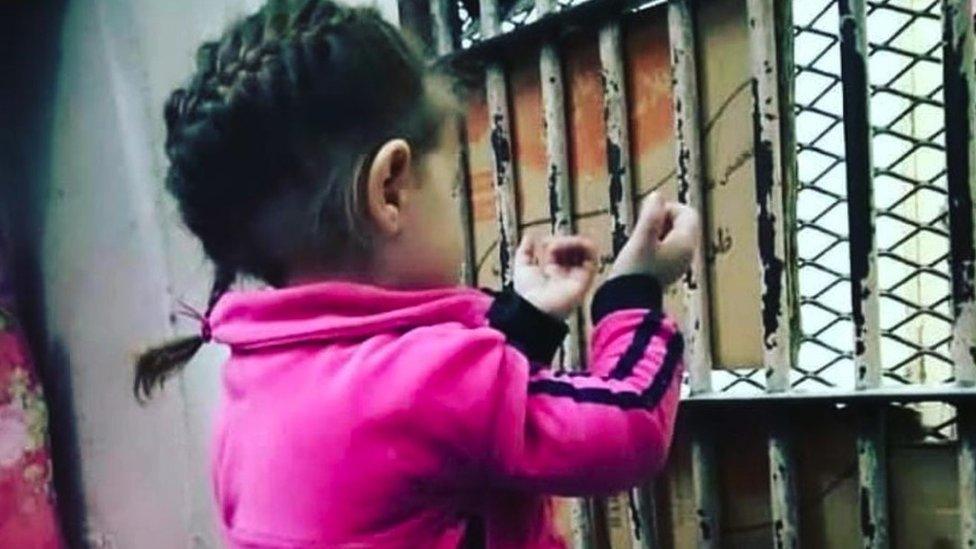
[0,1,88,546]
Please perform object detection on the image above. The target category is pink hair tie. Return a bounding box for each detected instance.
[176,299,212,342]
[200,319,213,343]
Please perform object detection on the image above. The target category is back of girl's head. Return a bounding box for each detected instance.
[135,0,453,401]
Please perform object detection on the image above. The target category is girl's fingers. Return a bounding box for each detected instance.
[546,236,598,267]
[636,192,668,244]
[658,205,700,272]
[661,204,700,247]
[516,231,541,266]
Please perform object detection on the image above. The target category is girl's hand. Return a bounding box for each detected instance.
[609,192,700,285]
[514,233,599,320]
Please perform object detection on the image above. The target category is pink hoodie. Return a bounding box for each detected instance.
[209,275,684,548]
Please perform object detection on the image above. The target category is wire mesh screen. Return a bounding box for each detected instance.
[790,0,955,392]
[867,0,953,387]
[711,365,767,393]
[793,0,854,390]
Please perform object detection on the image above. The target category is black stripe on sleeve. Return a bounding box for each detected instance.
[527,331,684,410]
[608,312,663,380]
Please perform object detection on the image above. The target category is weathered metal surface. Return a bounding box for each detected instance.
[690,432,720,549]
[836,2,888,545]
[628,485,660,549]
[566,498,597,549]
[856,407,889,548]
[746,0,792,391]
[480,0,520,285]
[599,20,635,257]
[535,0,593,543]
[668,2,721,547]
[837,0,881,390]
[748,1,800,545]
[681,384,976,405]
[538,24,582,367]
[668,0,712,394]
[768,430,800,549]
[959,406,976,548]
[942,0,976,387]
[430,0,477,285]
[430,0,455,57]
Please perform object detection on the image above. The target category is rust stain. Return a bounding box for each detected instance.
[510,57,546,173]
[564,33,607,184]
[625,12,675,165]
[465,88,496,222]
[508,54,550,225]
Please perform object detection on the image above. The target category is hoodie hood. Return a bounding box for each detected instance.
[209,281,492,350]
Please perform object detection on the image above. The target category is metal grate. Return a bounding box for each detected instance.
[416,0,976,545]
[455,0,595,47]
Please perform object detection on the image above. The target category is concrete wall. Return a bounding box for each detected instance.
[15,0,396,546]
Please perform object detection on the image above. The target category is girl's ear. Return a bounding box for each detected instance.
[364,139,413,236]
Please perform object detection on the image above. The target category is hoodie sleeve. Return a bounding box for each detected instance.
[474,274,684,496]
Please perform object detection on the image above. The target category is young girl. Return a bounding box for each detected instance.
[136,0,699,547]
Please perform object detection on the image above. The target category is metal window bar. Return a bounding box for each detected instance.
[747,1,802,547]
[597,14,661,549]
[667,1,721,548]
[941,1,976,547]
[535,0,598,544]
[835,0,890,544]
[431,0,479,286]
[480,0,520,286]
[411,0,976,545]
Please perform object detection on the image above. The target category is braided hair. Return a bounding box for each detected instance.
[135,0,454,401]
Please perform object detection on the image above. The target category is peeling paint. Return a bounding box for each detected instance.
[539,43,573,237]
[490,114,513,186]
[752,78,784,356]
[959,408,976,548]
[838,0,881,390]
[547,164,561,232]
[941,5,976,548]
[669,0,714,406]
[486,64,519,285]
[860,485,876,543]
[942,0,976,387]
[606,138,629,254]
[856,407,888,549]
[600,21,634,258]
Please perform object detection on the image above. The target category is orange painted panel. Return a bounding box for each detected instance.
[465,84,503,289]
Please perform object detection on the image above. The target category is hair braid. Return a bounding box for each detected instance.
[136,0,455,401]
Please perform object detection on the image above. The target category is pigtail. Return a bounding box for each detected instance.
[133,336,205,403]
[134,265,236,403]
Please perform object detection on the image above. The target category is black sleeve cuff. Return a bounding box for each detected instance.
[487,290,568,364]
[591,274,663,325]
